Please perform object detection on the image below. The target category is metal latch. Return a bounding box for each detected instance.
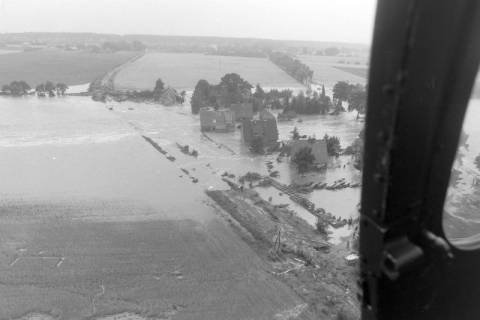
[382,236,423,280]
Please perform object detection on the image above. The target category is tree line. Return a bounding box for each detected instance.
[190,73,253,113]
[35,81,68,96]
[191,73,367,119]
[91,77,185,104]
[1,81,68,96]
[1,81,31,96]
[264,81,367,115]
[332,81,367,114]
[269,52,314,85]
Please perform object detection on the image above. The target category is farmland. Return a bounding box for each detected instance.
[298,55,368,86]
[333,66,368,78]
[114,52,303,91]
[0,49,139,87]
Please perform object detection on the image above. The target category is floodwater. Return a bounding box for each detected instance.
[0,93,371,318]
[0,95,310,319]
[444,98,480,242]
[103,94,364,242]
[0,93,364,232]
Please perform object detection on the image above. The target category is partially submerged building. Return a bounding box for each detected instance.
[242,110,279,147]
[157,87,180,106]
[231,102,254,121]
[289,139,328,166]
[277,110,297,121]
[199,107,235,132]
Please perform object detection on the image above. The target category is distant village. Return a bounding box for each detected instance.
[193,73,365,173]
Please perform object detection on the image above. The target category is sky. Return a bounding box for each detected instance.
[0,0,377,44]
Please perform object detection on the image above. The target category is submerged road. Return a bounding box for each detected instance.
[0,97,306,320]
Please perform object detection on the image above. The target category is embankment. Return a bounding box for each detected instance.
[206,188,360,320]
[89,52,146,99]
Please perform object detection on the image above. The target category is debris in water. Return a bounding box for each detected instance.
[345,253,359,266]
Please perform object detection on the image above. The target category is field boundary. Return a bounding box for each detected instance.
[98,51,146,92]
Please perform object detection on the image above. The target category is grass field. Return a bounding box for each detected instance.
[298,55,368,86]
[114,52,303,91]
[334,66,368,78]
[0,49,139,87]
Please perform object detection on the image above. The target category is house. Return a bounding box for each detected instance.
[289,139,328,166]
[199,107,235,132]
[277,110,297,121]
[158,86,180,106]
[231,102,254,121]
[242,110,279,147]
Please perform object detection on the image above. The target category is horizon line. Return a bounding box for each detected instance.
[0,31,370,47]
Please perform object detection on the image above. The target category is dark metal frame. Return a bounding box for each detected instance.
[360,1,480,319]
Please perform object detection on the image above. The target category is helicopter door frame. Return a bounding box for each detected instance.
[360,1,480,319]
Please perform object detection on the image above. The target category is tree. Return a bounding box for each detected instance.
[56,83,68,95]
[45,81,55,96]
[291,127,300,140]
[218,73,252,106]
[153,78,165,100]
[253,84,265,100]
[475,154,480,171]
[1,84,10,93]
[250,136,264,154]
[333,81,351,102]
[8,81,31,96]
[321,85,326,98]
[18,81,31,93]
[292,147,315,173]
[324,134,341,156]
[154,78,165,93]
[348,86,367,113]
[191,79,212,114]
[178,90,186,104]
[36,83,45,92]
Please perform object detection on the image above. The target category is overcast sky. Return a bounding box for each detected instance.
[0,0,376,44]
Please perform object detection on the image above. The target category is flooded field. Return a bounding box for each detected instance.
[104,94,364,242]
[0,96,308,319]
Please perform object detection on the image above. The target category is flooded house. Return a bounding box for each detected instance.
[289,138,329,167]
[199,107,235,132]
[277,110,297,121]
[231,102,254,121]
[242,110,279,147]
[157,86,180,106]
